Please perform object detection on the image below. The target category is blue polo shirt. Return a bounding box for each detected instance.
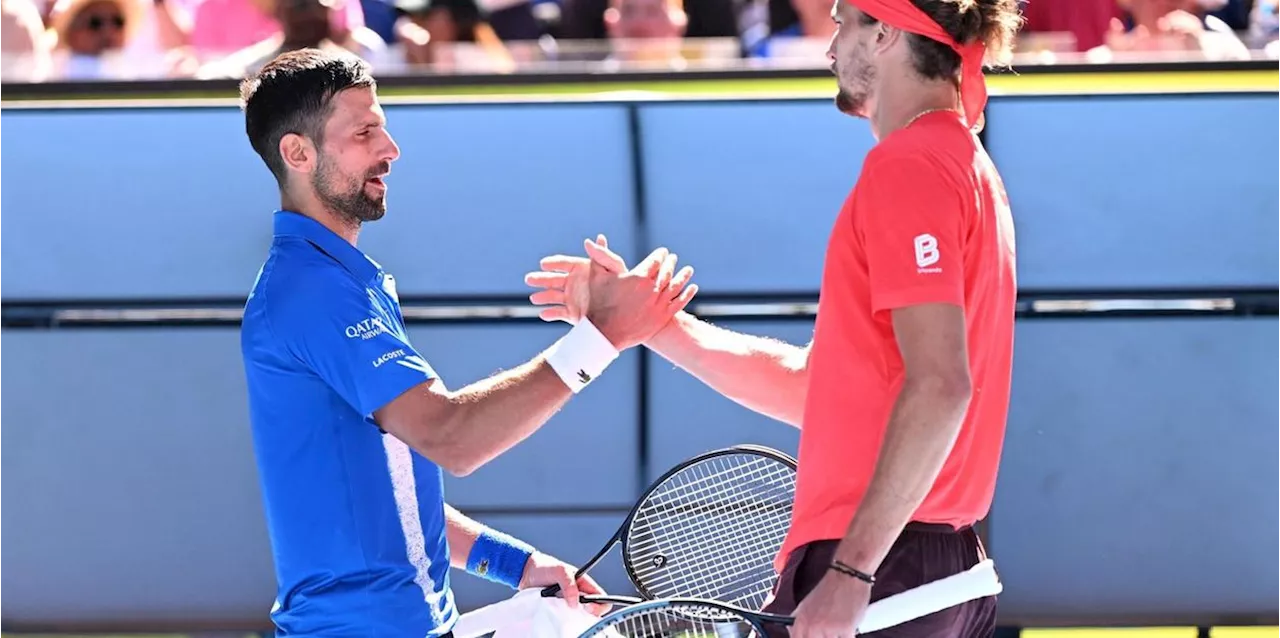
[240,211,457,637]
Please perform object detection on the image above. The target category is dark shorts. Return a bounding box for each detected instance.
[760,523,997,637]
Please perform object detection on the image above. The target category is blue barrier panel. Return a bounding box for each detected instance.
[639,100,878,294]
[0,103,636,300]
[645,319,809,482]
[992,317,1280,620]
[986,94,1280,291]
[0,328,274,623]
[0,324,638,624]
[0,107,274,301]
[5,93,1276,299]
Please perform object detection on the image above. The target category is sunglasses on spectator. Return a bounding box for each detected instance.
[80,13,125,31]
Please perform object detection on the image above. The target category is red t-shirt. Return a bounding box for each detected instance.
[777,111,1017,570]
[1020,0,1122,51]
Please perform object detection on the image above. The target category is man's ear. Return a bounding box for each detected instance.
[875,24,903,53]
[279,133,315,174]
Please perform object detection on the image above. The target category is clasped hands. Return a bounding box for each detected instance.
[526,236,877,635]
[525,235,697,350]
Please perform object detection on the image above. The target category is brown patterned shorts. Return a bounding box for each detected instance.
[760,523,997,637]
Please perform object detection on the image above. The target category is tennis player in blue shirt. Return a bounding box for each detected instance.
[237,49,699,638]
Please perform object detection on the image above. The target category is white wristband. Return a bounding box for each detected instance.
[545,318,620,393]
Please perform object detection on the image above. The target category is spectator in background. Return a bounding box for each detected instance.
[119,0,199,68]
[190,0,366,61]
[1092,0,1251,59]
[752,0,836,60]
[1,0,51,80]
[478,0,543,40]
[1019,0,1122,51]
[1249,0,1278,52]
[44,0,151,77]
[601,0,700,68]
[393,0,516,71]
[394,0,542,47]
[593,0,747,69]
[770,0,832,39]
[360,0,400,40]
[199,0,385,76]
[558,0,738,40]
[604,0,685,39]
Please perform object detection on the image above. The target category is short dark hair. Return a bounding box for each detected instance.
[859,0,1023,81]
[239,49,377,185]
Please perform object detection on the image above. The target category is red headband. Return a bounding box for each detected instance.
[847,0,988,130]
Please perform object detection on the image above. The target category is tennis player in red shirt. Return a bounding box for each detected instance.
[528,1,1023,635]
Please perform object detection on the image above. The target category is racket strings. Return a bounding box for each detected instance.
[633,462,792,607]
[582,602,764,638]
[634,456,791,561]
[625,453,796,610]
[650,484,788,602]
[632,458,792,591]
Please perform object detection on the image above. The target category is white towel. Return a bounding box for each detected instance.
[453,588,605,638]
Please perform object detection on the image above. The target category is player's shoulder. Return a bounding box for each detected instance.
[250,239,371,325]
[859,139,942,187]
[862,122,978,189]
[870,114,976,163]
[864,118,941,162]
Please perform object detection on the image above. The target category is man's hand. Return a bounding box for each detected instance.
[526,234,636,324]
[527,235,697,350]
[789,571,871,638]
[518,551,612,617]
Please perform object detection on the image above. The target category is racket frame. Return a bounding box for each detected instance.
[575,595,796,637]
[540,443,798,601]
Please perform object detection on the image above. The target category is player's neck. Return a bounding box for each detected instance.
[280,191,361,246]
[870,78,962,140]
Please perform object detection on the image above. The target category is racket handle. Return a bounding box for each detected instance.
[539,563,588,597]
[578,594,642,606]
[539,587,639,607]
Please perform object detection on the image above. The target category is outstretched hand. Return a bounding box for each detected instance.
[525,235,696,341]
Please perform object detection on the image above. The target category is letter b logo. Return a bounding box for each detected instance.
[914,233,939,268]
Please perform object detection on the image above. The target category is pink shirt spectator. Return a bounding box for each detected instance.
[1021,0,1123,51]
[190,0,364,58]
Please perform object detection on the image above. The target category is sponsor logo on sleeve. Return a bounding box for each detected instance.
[345,317,389,340]
[373,349,406,368]
[914,233,942,274]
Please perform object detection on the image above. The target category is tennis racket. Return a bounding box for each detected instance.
[542,444,798,611]
[576,558,1004,638]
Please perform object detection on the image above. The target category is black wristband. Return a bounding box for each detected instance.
[829,560,876,585]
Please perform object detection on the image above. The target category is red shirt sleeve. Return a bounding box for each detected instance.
[856,154,968,315]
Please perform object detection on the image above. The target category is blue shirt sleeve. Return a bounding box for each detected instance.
[265,272,436,418]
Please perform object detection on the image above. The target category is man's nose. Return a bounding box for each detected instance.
[385,134,401,162]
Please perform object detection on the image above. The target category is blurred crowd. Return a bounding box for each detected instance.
[1,0,1277,83]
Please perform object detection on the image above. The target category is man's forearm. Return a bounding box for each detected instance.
[446,503,533,571]
[445,503,487,569]
[427,356,572,476]
[832,377,972,573]
[645,311,810,427]
[445,503,537,591]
